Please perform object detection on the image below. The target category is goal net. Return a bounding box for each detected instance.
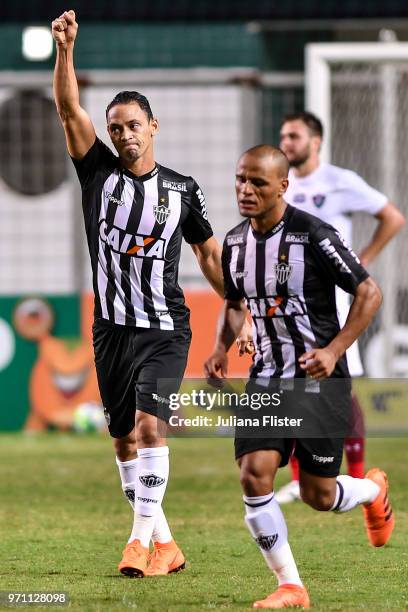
[306,43,408,377]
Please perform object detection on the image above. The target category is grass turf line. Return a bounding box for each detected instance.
[0,435,407,611]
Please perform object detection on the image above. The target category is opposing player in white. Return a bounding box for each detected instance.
[276,111,405,503]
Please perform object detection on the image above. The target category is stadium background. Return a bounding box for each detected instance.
[0,4,407,612]
[0,0,407,433]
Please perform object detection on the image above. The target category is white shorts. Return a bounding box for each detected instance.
[335,287,364,377]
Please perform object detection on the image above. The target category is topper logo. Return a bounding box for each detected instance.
[105,191,125,206]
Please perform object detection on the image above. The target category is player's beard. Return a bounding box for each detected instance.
[287,143,311,168]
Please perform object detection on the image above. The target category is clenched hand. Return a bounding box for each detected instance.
[51,10,78,47]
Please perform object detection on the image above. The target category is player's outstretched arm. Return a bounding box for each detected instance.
[299,277,382,380]
[52,10,96,159]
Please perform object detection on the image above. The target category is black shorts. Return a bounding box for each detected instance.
[93,319,191,438]
[234,436,344,478]
[234,380,351,478]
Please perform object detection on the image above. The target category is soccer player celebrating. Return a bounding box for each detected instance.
[51,10,251,577]
[275,111,405,503]
[205,145,394,609]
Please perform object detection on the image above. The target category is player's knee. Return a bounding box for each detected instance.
[239,469,256,493]
[135,411,163,447]
[136,430,161,447]
[239,466,273,496]
[114,435,137,461]
[135,424,161,447]
[300,485,335,511]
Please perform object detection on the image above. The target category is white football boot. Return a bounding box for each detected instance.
[275,480,301,504]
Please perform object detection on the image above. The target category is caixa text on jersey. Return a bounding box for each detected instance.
[99,219,165,259]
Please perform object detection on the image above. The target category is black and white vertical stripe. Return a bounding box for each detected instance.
[227,222,317,381]
[96,169,181,330]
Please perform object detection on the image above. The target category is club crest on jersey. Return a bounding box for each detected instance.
[255,534,278,551]
[313,194,326,208]
[139,474,165,488]
[99,219,165,259]
[273,262,293,284]
[153,204,171,225]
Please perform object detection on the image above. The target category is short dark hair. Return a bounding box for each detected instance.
[282,111,323,139]
[241,144,289,178]
[106,91,153,121]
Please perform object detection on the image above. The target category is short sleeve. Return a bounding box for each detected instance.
[340,170,388,215]
[222,240,245,301]
[71,138,116,189]
[311,222,369,295]
[181,179,214,244]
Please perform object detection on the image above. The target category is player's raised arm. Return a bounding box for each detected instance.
[52,10,96,159]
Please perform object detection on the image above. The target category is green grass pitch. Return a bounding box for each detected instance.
[0,435,407,611]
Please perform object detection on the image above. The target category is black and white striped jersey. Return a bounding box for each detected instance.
[222,204,369,380]
[72,138,213,330]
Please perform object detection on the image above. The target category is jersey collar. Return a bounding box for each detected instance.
[250,204,292,241]
[121,164,160,182]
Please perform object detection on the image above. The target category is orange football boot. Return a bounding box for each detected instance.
[145,540,185,576]
[118,539,149,577]
[253,584,310,609]
[363,468,395,547]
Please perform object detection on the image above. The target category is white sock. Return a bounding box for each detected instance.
[116,456,138,508]
[151,507,173,544]
[116,455,173,544]
[244,492,303,587]
[129,446,169,547]
[331,475,380,512]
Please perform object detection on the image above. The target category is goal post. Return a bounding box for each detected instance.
[305,42,408,377]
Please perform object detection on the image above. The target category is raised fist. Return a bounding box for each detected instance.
[51,10,78,46]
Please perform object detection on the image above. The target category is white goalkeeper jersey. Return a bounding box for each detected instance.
[286,162,387,247]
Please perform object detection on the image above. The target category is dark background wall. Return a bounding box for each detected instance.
[2,0,408,21]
